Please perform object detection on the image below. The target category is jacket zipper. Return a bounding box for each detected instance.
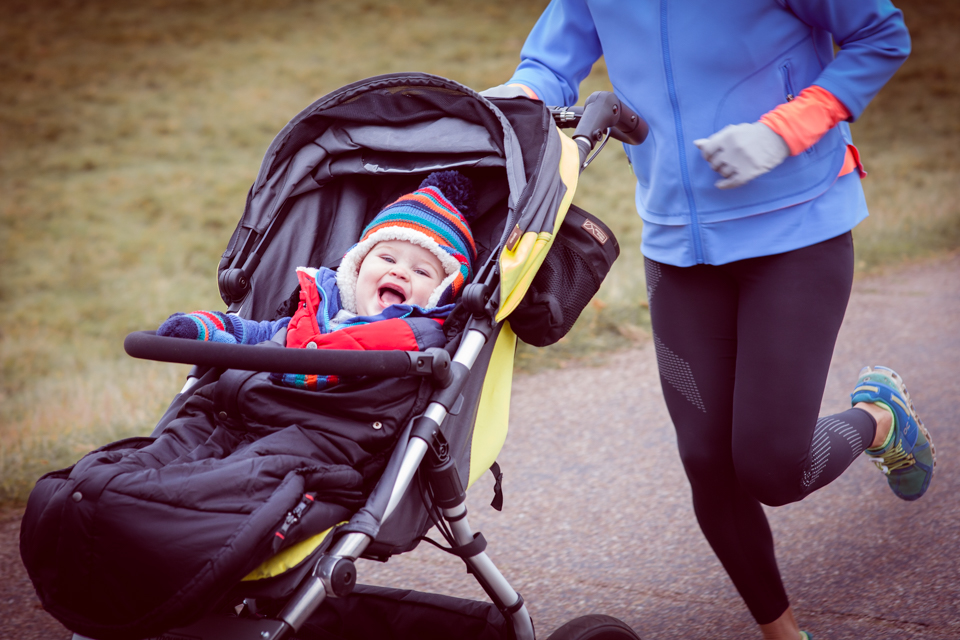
[661,0,704,264]
[317,277,332,330]
[781,61,816,155]
[780,62,796,102]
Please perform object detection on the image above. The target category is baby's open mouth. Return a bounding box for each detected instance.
[378,285,406,306]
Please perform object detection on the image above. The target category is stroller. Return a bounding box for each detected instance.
[21,73,648,640]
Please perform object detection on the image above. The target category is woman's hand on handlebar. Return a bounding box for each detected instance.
[479,83,539,100]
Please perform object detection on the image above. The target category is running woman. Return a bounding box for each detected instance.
[484,1,934,638]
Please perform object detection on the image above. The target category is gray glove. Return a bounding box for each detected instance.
[479,84,535,99]
[693,122,790,189]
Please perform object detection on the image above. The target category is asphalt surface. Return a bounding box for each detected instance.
[4,251,958,640]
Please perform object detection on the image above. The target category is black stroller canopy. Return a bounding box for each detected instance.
[217,73,557,321]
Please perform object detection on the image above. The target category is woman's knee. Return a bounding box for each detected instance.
[733,447,805,507]
[678,444,737,493]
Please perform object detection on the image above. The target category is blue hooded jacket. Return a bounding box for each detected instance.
[508,0,910,265]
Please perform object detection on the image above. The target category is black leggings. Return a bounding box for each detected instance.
[646,232,877,624]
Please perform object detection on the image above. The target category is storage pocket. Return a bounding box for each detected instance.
[508,205,619,347]
[779,60,797,103]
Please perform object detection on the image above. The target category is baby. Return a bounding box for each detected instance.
[158,170,477,388]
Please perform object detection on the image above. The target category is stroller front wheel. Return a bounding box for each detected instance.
[545,614,641,640]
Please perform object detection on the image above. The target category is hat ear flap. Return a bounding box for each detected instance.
[336,240,372,314]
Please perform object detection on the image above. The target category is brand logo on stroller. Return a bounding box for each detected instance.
[582,220,609,245]
[506,225,522,250]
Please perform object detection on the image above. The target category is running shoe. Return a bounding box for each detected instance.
[851,365,935,501]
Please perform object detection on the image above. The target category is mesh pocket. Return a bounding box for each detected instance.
[509,205,617,347]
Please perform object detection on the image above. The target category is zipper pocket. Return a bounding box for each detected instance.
[779,62,796,102]
[779,60,817,155]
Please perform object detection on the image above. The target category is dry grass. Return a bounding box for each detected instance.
[0,359,183,501]
[1,0,957,503]
[851,0,960,267]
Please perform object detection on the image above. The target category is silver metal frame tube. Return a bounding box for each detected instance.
[422,401,449,425]
[329,531,370,561]
[453,329,488,368]
[179,376,200,394]
[442,506,535,640]
[383,436,430,519]
[278,575,326,631]
[445,511,515,607]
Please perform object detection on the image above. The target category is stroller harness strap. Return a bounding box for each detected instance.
[419,531,488,559]
[490,461,504,511]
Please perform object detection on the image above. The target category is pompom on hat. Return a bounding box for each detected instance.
[337,171,478,313]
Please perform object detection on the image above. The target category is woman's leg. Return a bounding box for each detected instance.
[645,257,791,625]
[646,233,883,632]
[726,232,877,506]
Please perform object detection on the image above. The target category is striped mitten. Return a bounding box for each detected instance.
[158,311,247,343]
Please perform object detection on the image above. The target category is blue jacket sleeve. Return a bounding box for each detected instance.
[157,310,289,344]
[784,0,910,120]
[230,315,291,344]
[506,0,603,107]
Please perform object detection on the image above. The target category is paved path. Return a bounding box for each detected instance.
[4,252,958,639]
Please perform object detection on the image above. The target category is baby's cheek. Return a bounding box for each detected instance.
[354,282,377,314]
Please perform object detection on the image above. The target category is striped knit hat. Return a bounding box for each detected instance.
[337,171,477,313]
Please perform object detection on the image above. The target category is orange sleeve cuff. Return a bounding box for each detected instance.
[759,85,852,156]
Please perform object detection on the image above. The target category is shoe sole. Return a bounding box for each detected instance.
[860,365,937,470]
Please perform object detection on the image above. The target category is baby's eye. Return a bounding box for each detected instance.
[379,254,395,264]
[414,268,431,277]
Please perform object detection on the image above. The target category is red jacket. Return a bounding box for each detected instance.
[273,267,449,390]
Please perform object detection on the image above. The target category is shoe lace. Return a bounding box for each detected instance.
[867,441,915,475]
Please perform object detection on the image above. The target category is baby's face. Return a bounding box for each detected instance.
[354,240,446,316]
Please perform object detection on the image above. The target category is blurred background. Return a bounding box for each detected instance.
[1,0,958,503]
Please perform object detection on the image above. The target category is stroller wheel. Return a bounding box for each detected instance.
[546,614,641,640]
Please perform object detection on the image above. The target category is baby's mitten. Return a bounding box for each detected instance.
[157,311,243,343]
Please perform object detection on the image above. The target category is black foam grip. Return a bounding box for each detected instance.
[124,331,415,376]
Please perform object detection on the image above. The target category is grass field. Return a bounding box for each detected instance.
[1,0,958,503]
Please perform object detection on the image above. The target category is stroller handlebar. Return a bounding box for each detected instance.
[551,91,648,167]
[124,331,453,383]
